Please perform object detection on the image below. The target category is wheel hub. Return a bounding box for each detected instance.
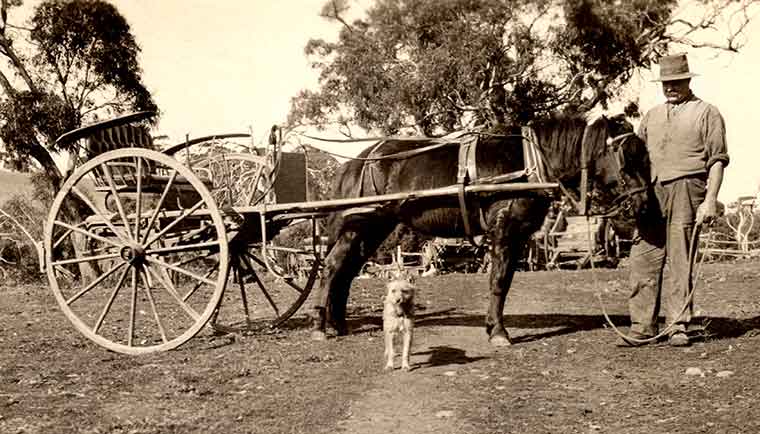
[121,244,146,264]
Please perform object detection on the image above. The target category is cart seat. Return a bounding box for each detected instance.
[58,112,211,191]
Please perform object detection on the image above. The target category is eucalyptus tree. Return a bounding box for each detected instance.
[0,0,156,186]
[289,0,758,136]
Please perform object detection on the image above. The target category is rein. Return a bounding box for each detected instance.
[594,223,705,345]
[594,132,648,219]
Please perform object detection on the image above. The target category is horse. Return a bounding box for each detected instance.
[309,114,651,345]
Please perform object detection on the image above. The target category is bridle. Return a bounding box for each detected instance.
[559,129,648,219]
[596,131,649,218]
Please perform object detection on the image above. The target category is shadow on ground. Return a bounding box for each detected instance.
[341,311,760,343]
[415,345,487,367]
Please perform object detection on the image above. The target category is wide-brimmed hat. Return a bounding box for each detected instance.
[652,53,698,82]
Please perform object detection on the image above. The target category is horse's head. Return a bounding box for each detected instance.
[586,114,651,233]
[529,114,650,221]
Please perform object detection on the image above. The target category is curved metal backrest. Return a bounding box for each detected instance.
[56,111,156,147]
[86,124,154,156]
[86,124,156,189]
[58,111,157,186]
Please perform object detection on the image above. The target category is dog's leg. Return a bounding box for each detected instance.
[384,329,395,370]
[401,322,412,371]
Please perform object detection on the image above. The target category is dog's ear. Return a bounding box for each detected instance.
[405,273,416,285]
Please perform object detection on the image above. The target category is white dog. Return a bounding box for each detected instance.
[383,277,416,371]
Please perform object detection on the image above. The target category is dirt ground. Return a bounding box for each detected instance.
[2,259,759,434]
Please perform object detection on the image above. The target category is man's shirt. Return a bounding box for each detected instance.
[637,93,729,183]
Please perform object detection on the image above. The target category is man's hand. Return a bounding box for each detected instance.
[696,198,719,226]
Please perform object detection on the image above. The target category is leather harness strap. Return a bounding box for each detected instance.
[357,141,386,197]
[455,128,554,247]
[456,134,481,247]
[349,130,555,249]
[520,126,548,184]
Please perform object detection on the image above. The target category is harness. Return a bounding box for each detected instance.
[302,124,643,244]
[453,128,552,247]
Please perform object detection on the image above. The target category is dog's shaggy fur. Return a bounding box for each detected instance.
[383,278,416,370]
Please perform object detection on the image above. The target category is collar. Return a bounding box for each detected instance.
[667,91,697,107]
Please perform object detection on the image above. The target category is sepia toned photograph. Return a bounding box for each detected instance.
[0,1,759,433]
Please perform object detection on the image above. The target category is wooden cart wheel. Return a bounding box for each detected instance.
[193,153,275,207]
[211,222,321,331]
[45,149,230,354]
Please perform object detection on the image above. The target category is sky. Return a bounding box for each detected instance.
[12,0,760,203]
[111,0,338,144]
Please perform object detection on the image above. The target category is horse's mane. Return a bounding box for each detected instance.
[529,114,608,180]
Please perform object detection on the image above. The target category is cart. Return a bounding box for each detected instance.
[539,215,621,269]
[421,237,489,274]
[43,112,561,354]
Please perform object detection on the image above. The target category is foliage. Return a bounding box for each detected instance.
[289,0,757,136]
[0,190,48,283]
[31,0,155,117]
[0,0,156,186]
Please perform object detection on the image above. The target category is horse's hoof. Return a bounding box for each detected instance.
[332,322,349,336]
[489,333,512,347]
[310,330,328,341]
[485,324,494,336]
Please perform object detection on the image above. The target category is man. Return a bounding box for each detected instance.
[622,53,728,347]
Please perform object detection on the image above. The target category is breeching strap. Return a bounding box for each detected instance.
[456,134,484,248]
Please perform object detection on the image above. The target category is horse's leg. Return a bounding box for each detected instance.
[311,218,396,340]
[486,198,547,346]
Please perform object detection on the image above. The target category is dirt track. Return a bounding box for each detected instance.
[2,260,759,434]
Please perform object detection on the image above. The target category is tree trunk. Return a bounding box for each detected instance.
[28,138,101,280]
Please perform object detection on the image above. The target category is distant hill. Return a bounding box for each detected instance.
[0,169,32,203]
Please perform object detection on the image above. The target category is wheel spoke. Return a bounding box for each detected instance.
[66,261,127,305]
[53,265,76,280]
[244,250,306,295]
[53,220,122,249]
[139,267,168,344]
[52,227,74,250]
[183,261,220,302]
[243,250,266,267]
[69,187,132,245]
[281,276,307,295]
[145,240,219,256]
[240,253,280,316]
[168,223,214,244]
[145,255,216,286]
[48,149,231,354]
[128,267,138,347]
[145,264,200,321]
[134,157,144,241]
[101,162,135,242]
[144,200,206,249]
[172,249,217,268]
[92,265,131,334]
[52,251,121,267]
[243,250,289,280]
[140,169,178,244]
[234,257,253,321]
